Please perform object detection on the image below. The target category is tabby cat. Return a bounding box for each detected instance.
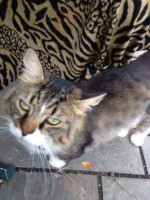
[3,49,150,169]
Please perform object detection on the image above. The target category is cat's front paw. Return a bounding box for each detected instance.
[118,129,128,137]
[130,133,145,146]
[49,157,66,169]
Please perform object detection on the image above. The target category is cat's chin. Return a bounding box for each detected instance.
[22,129,46,146]
[8,122,67,169]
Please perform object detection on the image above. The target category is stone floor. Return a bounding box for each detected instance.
[0,83,150,200]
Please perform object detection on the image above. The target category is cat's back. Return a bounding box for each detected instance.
[79,53,150,94]
[81,53,150,138]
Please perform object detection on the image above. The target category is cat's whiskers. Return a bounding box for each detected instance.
[40,148,55,198]
[40,150,47,173]
[0,132,9,137]
[0,126,10,137]
[0,115,11,122]
[64,172,76,185]
[43,145,56,161]
[0,131,12,143]
[40,148,50,170]
[0,125,10,134]
[40,147,54,181]
[0,126,8,129]
[60,171,78,200]
[0,128,9,132]
[0,125,9,130]
[39,147,55,197]
[36,149,41,173]
[58,164,70,173]
[38,148,47,182]
[0,116,11,134]
[29,146,34,170]
[54,145,73,155]
[31,146,35,170]
[0,120,9,124]
[0,130,9,134]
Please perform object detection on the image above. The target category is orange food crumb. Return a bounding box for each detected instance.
[81,161,92,169]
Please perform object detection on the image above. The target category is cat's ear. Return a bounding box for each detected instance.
[20,48,44,83]
[76,93,106,114]
[81,93,106,109]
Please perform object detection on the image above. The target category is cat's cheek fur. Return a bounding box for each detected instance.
[9,122,22,138]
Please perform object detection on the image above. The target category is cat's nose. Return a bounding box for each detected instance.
[21,123,36,136]
[19,117,38,137]
[22,129,35,137]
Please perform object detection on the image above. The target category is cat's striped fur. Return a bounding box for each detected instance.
[4,49,104,168]
[4,49,150,169]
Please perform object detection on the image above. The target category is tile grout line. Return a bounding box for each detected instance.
[97,173,103,200]
[15,167,150,179]
[108,172,149,179]
[138,147,149,176]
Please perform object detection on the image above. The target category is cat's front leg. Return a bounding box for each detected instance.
[130,132,149,146]
[130,116,150,146]
[118,129,129,137]
[49,156,66,169]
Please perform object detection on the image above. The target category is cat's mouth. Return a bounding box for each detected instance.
[9,121,46,146]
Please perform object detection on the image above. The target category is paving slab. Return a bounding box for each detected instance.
[0,133,43,168]
[142,136,150,175]
[69,137,144,175]
[102,176,150,200]
[0,171,99,200]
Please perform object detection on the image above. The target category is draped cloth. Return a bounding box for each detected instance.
[0,0,149,89]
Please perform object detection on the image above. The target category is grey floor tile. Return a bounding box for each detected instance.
[142,136,150,175]
[102,176,150,200]
[0,134,43,168]
[0,171,99,200]
[0,132,144,174]
[69,137,144,174]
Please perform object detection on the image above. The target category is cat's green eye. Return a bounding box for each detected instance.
[19,100,30,111]
[47,117,61,125]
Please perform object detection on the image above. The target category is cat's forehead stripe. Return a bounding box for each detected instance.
[40,104,46,115]
[30,88,51,104]
[47,101,59,109]
[51,107,57,116]
[30,94,37,104]
[30,90,42,104]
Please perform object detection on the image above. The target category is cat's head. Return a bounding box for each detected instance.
[4,49,105,164]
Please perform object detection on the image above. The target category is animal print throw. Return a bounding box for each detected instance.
[0,0,150,90]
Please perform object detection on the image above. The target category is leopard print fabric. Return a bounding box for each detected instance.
[0,0,150,90]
